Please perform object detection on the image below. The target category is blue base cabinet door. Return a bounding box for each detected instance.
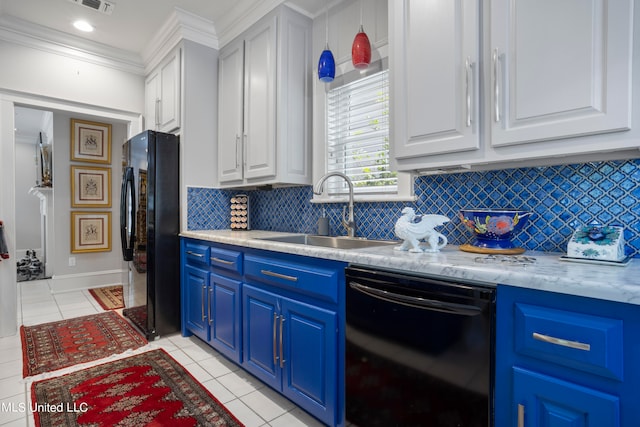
[243,284,338,426]
[281,298,337,424]
[513,367,620,427]
[184,265,209,341]
[242,284,281,390]
[208,273,242,363]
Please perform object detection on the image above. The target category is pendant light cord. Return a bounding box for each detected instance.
[325,0,329,46]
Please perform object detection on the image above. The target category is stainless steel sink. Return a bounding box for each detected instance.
[257,234,398,250]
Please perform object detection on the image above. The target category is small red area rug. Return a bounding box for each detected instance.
[122,305,147,334]
[31,349,244,427]
[21,311,147,377]
[88,285,125,310]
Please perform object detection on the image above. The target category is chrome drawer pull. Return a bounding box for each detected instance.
[261,270,298,282]
[211,257,234,265]
[187,251,204,258]
[532,332,591,351]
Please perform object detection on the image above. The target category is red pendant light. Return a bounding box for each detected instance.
[352,24,371,69]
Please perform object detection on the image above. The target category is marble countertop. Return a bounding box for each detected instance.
[181,230,640,306]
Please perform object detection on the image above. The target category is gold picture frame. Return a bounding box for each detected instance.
[70,119,112,164]
[71,166,111,208]
[71,212,112,253]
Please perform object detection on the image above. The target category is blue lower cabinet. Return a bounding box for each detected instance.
[182,262,241,363]
[243,284,281,389]
[243,284,338,426]
[496,285,639,427]
[182,238,346,426]
[208,273,242,363]
[513,367,620,427]
[183,265,209,341]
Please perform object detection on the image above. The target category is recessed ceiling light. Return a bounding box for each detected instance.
[73,20,94,32]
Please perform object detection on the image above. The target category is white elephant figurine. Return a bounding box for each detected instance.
[394,207,450,253]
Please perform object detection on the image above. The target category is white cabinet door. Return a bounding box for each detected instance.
[144,71,160,131]
[490,0,632,147]
[217,39,245,184]
[243,15,277,181]
[144,49,181,132]
[391,0,480,160]
[158,50,180,132]
[216,6,311,188]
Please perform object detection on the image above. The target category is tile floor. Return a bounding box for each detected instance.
[0,279,326,427]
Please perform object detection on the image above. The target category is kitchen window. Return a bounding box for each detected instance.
[317,59,413,202]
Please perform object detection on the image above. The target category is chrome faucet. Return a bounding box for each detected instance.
[313,172,356,238]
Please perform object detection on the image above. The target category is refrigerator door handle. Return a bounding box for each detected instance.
[120,167,136,261]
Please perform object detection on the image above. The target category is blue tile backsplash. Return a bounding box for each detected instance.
[188,159,640,258]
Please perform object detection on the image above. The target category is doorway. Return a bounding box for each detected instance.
[14,106,53,282]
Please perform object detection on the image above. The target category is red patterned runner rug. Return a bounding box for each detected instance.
[21,311,147,377]
[88,285,125,310]
[31,349,244,427]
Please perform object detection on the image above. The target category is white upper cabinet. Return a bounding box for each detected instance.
[391,0,636,172]
[145,48,181,132]
[217,6,312,188]
[243,15,277,181]
[490,0,632,147]
[391,0,480,160]
[218,39,245,183]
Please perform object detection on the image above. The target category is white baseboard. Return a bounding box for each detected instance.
[50,269,128,293]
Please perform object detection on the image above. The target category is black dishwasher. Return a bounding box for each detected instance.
[345,266,495,427]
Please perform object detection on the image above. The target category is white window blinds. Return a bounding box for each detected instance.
[326,69,396,195]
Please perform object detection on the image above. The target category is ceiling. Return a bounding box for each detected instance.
[14,106,51,144]
[6,0,326,141]
[0,0,324,57]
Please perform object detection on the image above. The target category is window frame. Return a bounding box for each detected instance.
[312,58,415,204]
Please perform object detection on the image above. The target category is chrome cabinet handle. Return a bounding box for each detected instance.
[517,404,524,427]
[187,251,204,258]
[273,312,278,366]
[155,98,161,128]
[261,270,298,282]
[532,332,591,351]
[465,56,472,127]
[211,257,234,265]
[208,287,213,325]
[235,135,240,169]
[243,134,247,173]
[493,48,501,123]
[279,316,286,368]
[201,285,206,322]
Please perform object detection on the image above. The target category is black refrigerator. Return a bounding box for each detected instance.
[120,130,180,339]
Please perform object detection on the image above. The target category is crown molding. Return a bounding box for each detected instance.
[0,15,145,75]
[142,7,219,74]
[215,0,286,48]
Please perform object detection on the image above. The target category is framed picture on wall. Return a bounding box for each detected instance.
[70,119,111,164]
[71,166,111,208]
[71,211,111,253]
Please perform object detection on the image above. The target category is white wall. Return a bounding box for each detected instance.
[0,40,144,113]
[14,139,41,251]
[49,111,128,292]
[0,33,144,336]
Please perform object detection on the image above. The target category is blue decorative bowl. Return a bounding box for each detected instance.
[459,209,531,250]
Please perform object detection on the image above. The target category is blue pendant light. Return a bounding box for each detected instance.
[318,43,335,82]
[318,1,335,82]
